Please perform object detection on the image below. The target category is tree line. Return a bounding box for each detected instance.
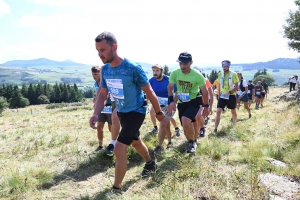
[0,82,96,109]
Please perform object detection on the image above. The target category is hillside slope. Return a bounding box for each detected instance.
[0,87,299,199]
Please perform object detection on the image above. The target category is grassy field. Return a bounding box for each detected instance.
[0,87,300,200]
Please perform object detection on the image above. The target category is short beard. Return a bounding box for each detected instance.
[105,49,115,64]
[155,73,163,80]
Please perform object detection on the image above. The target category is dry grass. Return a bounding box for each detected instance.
[0,86,299,200]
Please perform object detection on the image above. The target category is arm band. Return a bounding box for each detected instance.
[168,96,174,105]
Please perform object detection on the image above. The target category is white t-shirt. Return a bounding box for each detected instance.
[290,77,297,83]
[238,80,248,89]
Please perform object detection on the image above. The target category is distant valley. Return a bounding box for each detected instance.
[0,57,299,87]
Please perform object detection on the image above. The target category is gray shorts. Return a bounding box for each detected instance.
[160,105,175,119]
[98,113,112,124]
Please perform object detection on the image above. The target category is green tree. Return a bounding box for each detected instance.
[35,82,43,99]
[252,74,275,86]
[208,70,219,83]
[21,83,28,98]
[54,83,61,103]
[9,89,29,108]
[27,83,36,105]
[253,68,268,78]
[283,0,300,53]
[37,95,50,104]
[0,96,9,115]
[163,65,171,76]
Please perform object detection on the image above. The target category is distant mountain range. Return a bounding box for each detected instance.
[1,57,299,70]
[2,58,87,67]
[0,57,299,86]
[232,58,300,70]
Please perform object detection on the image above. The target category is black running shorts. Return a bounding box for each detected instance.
[217,95,237,110]
[117,111,145,145]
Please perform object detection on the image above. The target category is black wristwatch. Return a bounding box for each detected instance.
[156,111,163,115]
[202,104,209,108]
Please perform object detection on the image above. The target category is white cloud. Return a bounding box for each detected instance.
[32,10,39,14]
[0,0,10,16]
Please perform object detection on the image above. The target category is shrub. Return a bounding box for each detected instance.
[0,96,9,115]
[37,95,50,104]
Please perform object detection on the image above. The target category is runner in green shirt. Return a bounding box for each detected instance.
[213,60,239,134]
[167,52,209,153]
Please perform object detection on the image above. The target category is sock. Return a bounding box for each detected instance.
[113,185,120,190]
[146,160,153,165]
[109,140,116,147]
[154,126,158,130]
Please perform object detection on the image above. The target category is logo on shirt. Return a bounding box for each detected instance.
[178,80,192,90]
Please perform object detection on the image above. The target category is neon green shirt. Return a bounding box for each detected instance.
[218,71,239,94]
[169,68,206,102]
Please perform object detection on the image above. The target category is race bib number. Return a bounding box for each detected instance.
[220,93,229,100]
[237,91,243,95]
[158,97,168,105]
[247,90,251,94]
[101,106,112,114]
[256,91,261,95]
[106,79,124,99]
[178,93,190,102]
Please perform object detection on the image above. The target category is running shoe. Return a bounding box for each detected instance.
[149,127,158,134]
[94,146,103,152]
[140,161,158,177]
[105,144,114,156]
[166,142,173,149]
[204,117,209,125]
[187,141,196,153]
[154,145,163,155]
[199,127,206,137]
[175,128,181,137]
[209,129,217,138]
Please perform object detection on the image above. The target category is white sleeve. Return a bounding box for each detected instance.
[243,80,248,87]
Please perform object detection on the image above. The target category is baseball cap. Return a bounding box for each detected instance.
[248,80,252,82]
[152,64,163,69]
[177,52,192,64]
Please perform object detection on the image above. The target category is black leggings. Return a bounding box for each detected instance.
[290,82,296,92]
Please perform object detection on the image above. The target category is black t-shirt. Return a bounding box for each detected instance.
[248,84,255,94]
[255,85,263,96]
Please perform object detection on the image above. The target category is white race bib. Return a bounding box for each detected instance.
[220,93,229,100]
[106,79,124,99]
[237,91,243,95]
[101,106,112,114]
[178,93,190,102]
[158,97,168,105]
[256,91,261,95]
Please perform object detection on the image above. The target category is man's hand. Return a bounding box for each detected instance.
[202,107,209,118]
[89,114,98,129]
[166,102,176,116]
[208,107,213,115]
[155,112,165,121]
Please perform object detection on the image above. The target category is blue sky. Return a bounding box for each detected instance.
[0,0,298,67]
